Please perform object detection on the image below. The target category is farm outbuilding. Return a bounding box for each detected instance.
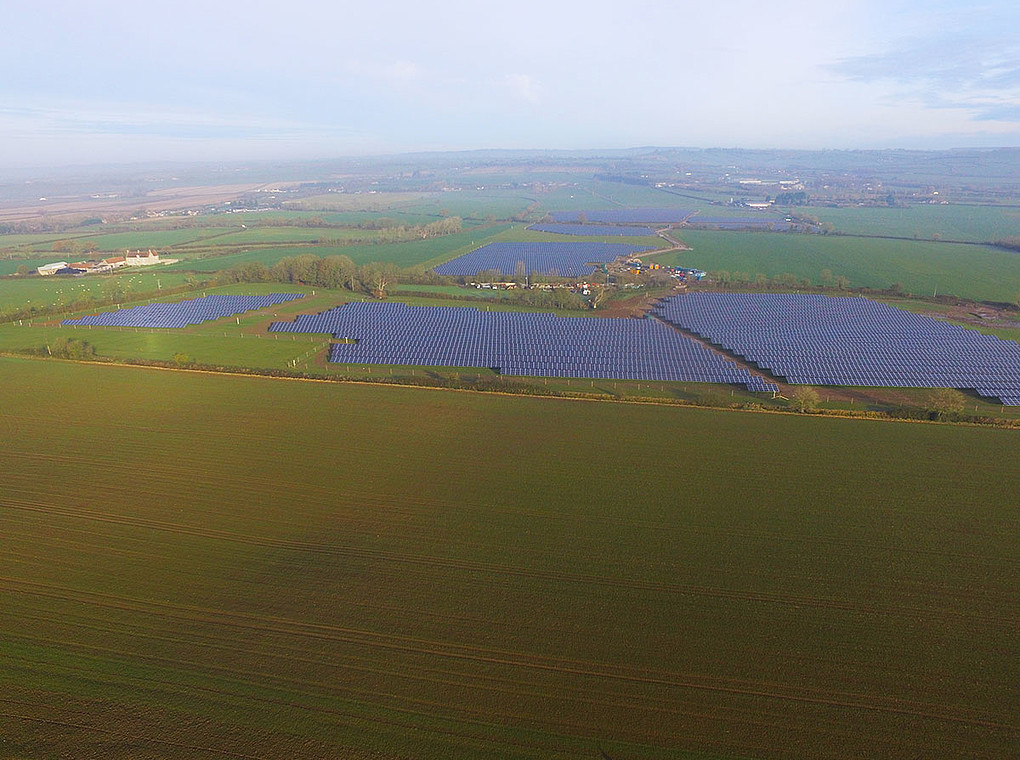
[37,261,67,276]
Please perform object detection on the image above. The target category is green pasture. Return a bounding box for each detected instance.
[0,257,67,276]
[493,224,665,249]
[808,204,1020,243]
[532,180,693,214]
[0,270,200,319]
[254,209,438,226]
[654,229,1020,302]
[0,233,73,251]
[395,191,537,221]
[283,191,430,212]
[3,324,325,367]
[1,357,1017,759]
[31,227,239,252]
[180,226,383,246]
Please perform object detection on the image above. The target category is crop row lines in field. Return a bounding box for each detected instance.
[0,698,263,759]
[3,626,700,752]
[6,497,1016,625]
[3,575,1015,733]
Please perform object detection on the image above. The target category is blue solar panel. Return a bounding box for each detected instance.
[550,208,694,224]
[653,293,1020,405]
[433,242,652,278]
[62,293,304,329]
[527,223,656,237]
[270,301,765,390]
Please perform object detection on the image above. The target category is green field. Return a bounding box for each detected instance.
[180,226,382,247]
[654,229,1020,302]
[808,204,1020,243]
[33,227,239,252]
[532,180,695,214]
[0,271,201,320]
[256,209,439,227]
[165,224,513,272]
[0,257,68,276]
[1,357,1017,759]
[0,233,74,251]
[494,225,665,250]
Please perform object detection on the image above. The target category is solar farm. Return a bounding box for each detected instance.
[654,293,1020,404]
[527,222,656,236]
[432,241,651,277]
[550,208,695,224]
[270,301,777,391]
[61,293,304,328]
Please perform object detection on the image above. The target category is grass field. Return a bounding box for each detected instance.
[491,224,665,250]
[807,204,1020,243]
[653,229,1020,302]
[0,257,69,276]
[0,271,202,319]
[30,228,240,252]
[1,357,1017,759]
[532,181,694,214]
[165,225,513,272]
[179,226,383,247]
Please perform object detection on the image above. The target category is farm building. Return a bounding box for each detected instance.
[125,249,160,266]
[37,261,67,276]
[101,256,126,269]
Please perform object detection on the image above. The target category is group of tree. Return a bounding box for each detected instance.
[774,191,808,205]
[711,271,817,289]
[52,239,99,254]
[47,337,96,360]
[217,254,402,298]
[995,236,1020,253]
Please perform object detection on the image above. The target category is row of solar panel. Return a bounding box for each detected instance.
[653,293,1020,405]
[62,294,305,328]
[433,241,650,278]
[273,302,775,392]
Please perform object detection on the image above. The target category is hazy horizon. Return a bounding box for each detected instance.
[3,0,1018,169]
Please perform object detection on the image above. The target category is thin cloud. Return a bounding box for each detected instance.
[828,33,1020,123]
[502,74,542,105]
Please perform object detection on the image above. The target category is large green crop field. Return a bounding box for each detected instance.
[179,226,382,247]
[1,357,1017,759]
[532,181,695,214]
[808,204,1020,243]
[654,229,1020,302]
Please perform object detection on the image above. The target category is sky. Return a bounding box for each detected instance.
[1,0,1018,167]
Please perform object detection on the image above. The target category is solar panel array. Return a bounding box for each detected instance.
[653,293,1020,405]
[685,217,795,231]
[270,301,765,388]
[527,223,655,237]
[62,293,305,329]
[433,242,650,278]
[550,208,694,224]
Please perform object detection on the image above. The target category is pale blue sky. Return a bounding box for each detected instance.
[1,0,1017,167]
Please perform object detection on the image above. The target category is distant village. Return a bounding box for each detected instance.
[36,249,177,276]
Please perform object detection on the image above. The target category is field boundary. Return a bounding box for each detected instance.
[4,352,1017,429]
